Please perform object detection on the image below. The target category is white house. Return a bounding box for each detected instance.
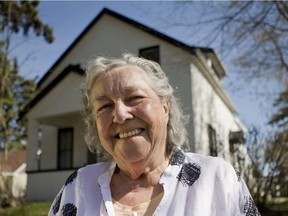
[21,8,251,201]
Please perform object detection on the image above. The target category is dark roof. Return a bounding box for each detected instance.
[0,150,26,173]
[37,8,213,88]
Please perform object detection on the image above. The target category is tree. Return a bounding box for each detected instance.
[269,84,288,127]
[163,1,288,84]
[0,1,54,152]
[246,127,288,210]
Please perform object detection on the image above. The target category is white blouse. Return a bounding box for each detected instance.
[48,148,260,216]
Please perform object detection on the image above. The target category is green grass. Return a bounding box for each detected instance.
[0,202,52,216]
[270,200,288,211]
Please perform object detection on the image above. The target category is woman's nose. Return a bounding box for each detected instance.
[112,100,133,124]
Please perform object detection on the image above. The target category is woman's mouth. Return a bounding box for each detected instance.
[116,129,143,139]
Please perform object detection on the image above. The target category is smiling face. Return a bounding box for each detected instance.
[92,65,169,168]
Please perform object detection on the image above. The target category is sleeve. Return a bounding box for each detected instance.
[238,176,261,215]
[226,162,261,216]
[48,187,64,216]
[48,169,79,216]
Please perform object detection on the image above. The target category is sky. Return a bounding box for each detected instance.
[12,1,279,131]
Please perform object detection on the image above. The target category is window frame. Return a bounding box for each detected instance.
[57,128,73,169]
[208,124,218,156]
[139,45,160,64]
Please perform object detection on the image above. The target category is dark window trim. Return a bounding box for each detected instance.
[139,45,160,64]
[208,124,217,156]
[27,168,79,174]
[57,128,74,170]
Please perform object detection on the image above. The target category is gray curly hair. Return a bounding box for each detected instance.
[81,53,189,161]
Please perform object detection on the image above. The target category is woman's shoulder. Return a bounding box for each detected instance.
[61,162,111,187]
[185,152,230,165]
[77,161,113,179]
[184,152,239,180]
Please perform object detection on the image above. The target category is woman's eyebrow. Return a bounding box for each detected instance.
[126,85,149,93]
[94,86,146,101]
[94,95,109,102]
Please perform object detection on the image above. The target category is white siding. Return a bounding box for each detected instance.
[41,125,57,170]
[190,62,244,159]
[28,73,82,119]
[27,171,73,201]
[26,72,87,172]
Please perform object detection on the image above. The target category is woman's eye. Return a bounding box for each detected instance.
[129,95,144,102]
[97,103,112,112]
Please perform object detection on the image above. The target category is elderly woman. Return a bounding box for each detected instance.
[49,53,260,216]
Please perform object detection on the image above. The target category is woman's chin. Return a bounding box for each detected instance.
[118,150,149,164]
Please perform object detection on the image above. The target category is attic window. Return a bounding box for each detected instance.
[229,131,245,145]
[229,131,245,153]
[139,46,160,64]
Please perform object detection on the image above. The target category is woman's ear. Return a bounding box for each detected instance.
[163,101,169,123]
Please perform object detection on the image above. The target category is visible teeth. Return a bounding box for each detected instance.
[119,129,142,139]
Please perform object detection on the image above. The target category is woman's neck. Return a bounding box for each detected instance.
[110,156,169,205]
[116,155,170,181]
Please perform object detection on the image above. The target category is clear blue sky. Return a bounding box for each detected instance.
[12,1,277,131]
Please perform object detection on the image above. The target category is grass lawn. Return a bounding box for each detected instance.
[0,202,51,216]
[1,200,288,216]
[271,200,288,211]
[261,200,288,216]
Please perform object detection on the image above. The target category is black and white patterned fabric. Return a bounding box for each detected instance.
[52,190,62,215]
[48,148,260,215]
[170,147,186,166]
[244,196,261,216]
[177,163,201,187]
[62,203,77,216]
[234,167,242,182]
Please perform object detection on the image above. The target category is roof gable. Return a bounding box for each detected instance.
[21,8,229,118]
[20,64,83,118]
[37,8,220,89]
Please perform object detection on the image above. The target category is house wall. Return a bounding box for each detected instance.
[40,120,86,170]
[26,72,87,172]
[25,72,91,201]
[26,116,86,201]
[29,73,83,119]
[40,125,58,170]
[190,62,244,160]
[26,170,73,201]
[159,50,195,150]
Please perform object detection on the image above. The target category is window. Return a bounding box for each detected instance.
[58,128,73,169]
[229,131,245,153]
[208,124,217,156]
[139,46,160,63]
